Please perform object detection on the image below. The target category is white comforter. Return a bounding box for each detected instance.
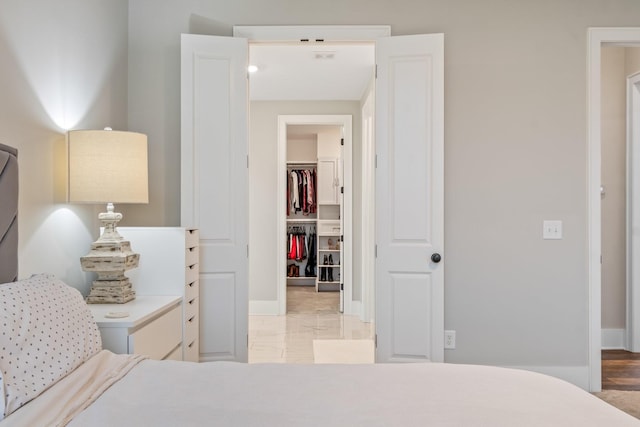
[3,350,638,426]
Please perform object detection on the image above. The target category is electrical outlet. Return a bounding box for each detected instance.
[444,330,456,349]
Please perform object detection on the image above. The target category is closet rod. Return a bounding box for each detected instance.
[287,161,317,166]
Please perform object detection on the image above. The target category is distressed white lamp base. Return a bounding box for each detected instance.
[82,204,140,304]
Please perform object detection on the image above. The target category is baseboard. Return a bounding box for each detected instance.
[349,300,362,317]
[505,365,590,391]
[602,328,626,350]
[249,300,279,315]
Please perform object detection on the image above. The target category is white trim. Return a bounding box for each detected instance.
[249,300,280,315]
[233,25,391,41]
[507,365,590,391]
[360,78,376,323]
[588,27,640,392]
[277,115,354,315]
[350,300,363,319]
[628,71,640,352]
[602,328,627,350]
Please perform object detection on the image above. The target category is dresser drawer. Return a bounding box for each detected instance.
[185,279,199,301]
[186,245,199,266]
[185,295,198,318]
[184,338,199,362]
[186,263,198,284]
[185,311,198,340]
[128,304,182,360]
[186,228,199,248]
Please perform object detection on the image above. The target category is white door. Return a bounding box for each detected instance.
[375,34,445,362]
[181,34,249,362]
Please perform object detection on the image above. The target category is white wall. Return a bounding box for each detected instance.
[249,101,362,302]
[0,0,129,295]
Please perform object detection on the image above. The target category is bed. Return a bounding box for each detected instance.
[1,143,638,426]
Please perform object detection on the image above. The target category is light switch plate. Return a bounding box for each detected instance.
[543,220,562,240]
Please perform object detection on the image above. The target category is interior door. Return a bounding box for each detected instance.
[375,34,444,362]
[181,34,249,362]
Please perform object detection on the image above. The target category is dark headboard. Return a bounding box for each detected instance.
[0,143,18,283]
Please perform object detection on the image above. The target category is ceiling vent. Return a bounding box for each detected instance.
[314,51,336,60]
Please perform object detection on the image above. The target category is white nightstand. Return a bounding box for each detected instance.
[88,296,183,360]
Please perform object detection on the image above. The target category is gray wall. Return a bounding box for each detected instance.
[249,101,362,302]
[601,47,640,331]
[125,0,640,373]
[4,0,640,379]
[0,0,129,295]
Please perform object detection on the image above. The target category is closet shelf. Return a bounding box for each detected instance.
[318,265,340,268]
[318,233,340,237]
[286,218,317,223]
[318,249,340,252]
[287,161,317,166]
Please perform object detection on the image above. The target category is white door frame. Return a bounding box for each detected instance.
[277,115,353,315]
[361,79,376,323]
[236,26,390,319]
[628,71,640,352]
[587,27,640,392]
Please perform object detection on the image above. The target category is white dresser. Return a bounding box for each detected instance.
[118,227,200,362]
[89,296,183,360]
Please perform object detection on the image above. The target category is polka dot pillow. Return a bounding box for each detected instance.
[0,274,102,420]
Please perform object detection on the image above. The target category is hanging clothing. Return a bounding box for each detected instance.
[287,226,307,261]
[304,228,317,277]
[287,168,316,215]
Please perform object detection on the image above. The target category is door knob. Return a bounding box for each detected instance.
[431,253,442,263]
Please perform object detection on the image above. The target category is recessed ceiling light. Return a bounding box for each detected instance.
[248,65,259,73]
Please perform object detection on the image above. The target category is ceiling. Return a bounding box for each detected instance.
[248,43,375,101]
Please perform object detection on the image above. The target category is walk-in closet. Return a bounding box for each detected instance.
[286,124,343,303]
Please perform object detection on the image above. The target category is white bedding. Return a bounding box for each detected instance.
[3,351,638,426]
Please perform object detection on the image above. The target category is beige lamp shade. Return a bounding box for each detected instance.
[68,130,149,204]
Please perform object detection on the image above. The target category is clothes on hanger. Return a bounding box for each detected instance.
[304,227,317,277]
[287,168,316,215]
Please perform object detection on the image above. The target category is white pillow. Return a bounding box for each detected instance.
[0,274,102,420]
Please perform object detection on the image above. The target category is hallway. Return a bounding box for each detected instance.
[602,350,640,391]
[248,286,374,363]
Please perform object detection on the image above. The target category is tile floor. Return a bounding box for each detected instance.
[249,286,374,363]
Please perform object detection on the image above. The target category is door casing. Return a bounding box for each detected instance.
[587,27,640,392]
[276,115,353,315]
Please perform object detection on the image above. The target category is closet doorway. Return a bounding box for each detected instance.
[278,116,352,315]
[181,27,445,363]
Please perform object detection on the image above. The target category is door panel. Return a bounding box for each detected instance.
[375,34,444,363]
[181,34,248,362]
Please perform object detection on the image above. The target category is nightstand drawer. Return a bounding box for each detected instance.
[128,304,182,360]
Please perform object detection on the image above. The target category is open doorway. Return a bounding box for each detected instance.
[181,27,445,364]
[247,42,375,363]
[588,28,640,392]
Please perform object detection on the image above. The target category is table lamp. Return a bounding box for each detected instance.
[67,128,149,304]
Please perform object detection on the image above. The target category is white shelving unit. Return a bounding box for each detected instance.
[316,203,342,293]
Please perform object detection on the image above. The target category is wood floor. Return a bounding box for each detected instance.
[602,350,640,390]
